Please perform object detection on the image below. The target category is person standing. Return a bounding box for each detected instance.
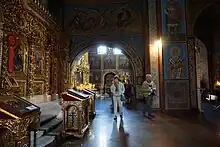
[124,79,133,104]
[141,74,156,119]
[111,75,125,120]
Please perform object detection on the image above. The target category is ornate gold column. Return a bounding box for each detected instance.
[44,49,50,95]
[51,53,58,100]
[27,35,35,98]
[0,22,3,78]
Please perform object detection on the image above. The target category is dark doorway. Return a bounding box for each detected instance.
[104,72,116,95]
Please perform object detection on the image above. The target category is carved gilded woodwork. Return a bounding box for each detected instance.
[0,113,40,147]
[61,98,90,138]
[0,22,3,78]
[51,57,58,94]
[16,80,27,97]
[44,50,50,94]
[0,0,65,99]
[0,92,40,147]
[33,81,44,95]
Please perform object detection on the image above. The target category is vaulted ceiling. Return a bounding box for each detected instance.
[63,0,141,4]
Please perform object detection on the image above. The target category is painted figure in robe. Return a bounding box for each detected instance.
[8,35,20,73]
[168,47,184,79]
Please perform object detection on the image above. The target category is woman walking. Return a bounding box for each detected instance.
[111,75,125,120]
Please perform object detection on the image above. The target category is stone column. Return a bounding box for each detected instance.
[148,0,160,108]
[159,0,192,110]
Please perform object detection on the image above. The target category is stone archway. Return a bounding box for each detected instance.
[70,38,144,97]
[195,38,209,111]
[0,5,3,77]
[192,2,220,110]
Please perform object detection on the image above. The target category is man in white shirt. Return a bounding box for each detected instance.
[111,75,125,120]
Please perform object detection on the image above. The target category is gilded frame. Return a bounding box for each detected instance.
[7,35,28,77]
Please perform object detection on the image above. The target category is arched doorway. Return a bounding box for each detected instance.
[104,72,116,94]
[193,2,220,110]
[0,5,4,77]
[70,38,144,97]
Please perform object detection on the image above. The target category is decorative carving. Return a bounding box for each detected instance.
[17,80,26,97]
[0,94,40,146]
[33,81,44,95]
[61,95,90,138]
[0,0,64,100]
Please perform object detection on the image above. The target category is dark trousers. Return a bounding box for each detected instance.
[143,96,153,114]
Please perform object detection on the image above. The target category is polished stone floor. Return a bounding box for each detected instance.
[57,99,220,147]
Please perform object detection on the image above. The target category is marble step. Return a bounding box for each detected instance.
[34,135,55,147]
[30,131,44,142]
[46,122,63,136]
[40,115,57,126]
[39,118,63,134]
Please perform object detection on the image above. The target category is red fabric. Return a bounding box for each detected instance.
[8,35,17,73]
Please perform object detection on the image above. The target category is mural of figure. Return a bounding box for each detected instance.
[116,8,132,29]
[164,0,183,35]
[168,47,184,79]
[107,56,112,65]
[8,35,19,73]
[71,10,96,31]
[14,49,23,71]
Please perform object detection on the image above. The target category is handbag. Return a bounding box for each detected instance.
[121,94,126,101]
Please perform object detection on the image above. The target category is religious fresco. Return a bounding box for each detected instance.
[89,55,101,69]
[33,49,44,76]
[118,55,130,69]
[161,0,186,41]
[8,34,20,73]
[92,71,101,84]
[163,43,188,79]
[7,34,28,74]
[104,55,116,69]
[65,3,142,35]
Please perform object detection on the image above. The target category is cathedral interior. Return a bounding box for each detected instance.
[1,0,220,146]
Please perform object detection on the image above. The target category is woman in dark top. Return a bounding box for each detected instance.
[124,79,133,104]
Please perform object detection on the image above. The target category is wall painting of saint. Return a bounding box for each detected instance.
[163,43,188,80]
[161,0,186,41]
[8,34,24,73]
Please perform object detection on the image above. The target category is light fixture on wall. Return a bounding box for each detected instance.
[154,39,162,50]
[151,39,162,56]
